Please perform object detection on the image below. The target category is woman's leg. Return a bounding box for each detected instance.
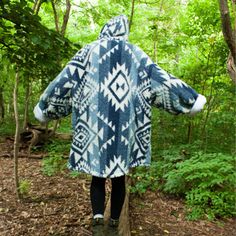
[90,176,106,218]
[110,175,126,220]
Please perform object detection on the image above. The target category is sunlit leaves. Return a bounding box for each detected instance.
[0,0,77,79]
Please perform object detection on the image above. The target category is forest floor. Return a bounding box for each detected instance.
[0,137,235,236]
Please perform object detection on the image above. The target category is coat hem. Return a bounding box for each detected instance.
[67,162,150,178]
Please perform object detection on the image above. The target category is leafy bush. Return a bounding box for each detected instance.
[40,139,70,176]
[129,168,159,195]
[42,153,67,176]
[130,145,236,220]
[43,139,71,153]
[129,144,192,195]
[164,152,236,220]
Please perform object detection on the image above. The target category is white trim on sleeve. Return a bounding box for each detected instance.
[33,103,49,123]
[190,94,206,115]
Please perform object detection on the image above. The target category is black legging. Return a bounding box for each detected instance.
[90,175,126,220]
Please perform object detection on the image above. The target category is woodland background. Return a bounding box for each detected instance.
[0,0,235,235]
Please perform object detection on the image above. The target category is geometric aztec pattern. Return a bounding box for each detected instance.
[35,15,199,178]
[101,62,131,112]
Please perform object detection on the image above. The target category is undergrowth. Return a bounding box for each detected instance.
[130,144,236,220]
[41,139,70,176]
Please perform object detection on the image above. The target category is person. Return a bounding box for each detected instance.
[34,15,206,236]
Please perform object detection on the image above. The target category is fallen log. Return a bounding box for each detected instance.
[0,152,69,159]
[54,132,72,140]
[20,125,72,147]
[0,152,47,159]
[104,176,131,236]
[20,123,71,157]
[119,176,131,236]
[20,127,53,146]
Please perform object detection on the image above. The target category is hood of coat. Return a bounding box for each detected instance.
[98,15,129,40]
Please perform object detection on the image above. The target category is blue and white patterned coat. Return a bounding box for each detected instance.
[34,15,206,178]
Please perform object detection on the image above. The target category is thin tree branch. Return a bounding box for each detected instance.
[61,0,71,36]
[51,0,60,32]
[13,69,21,200]
[129,0,135,31]
[34,0,42,15]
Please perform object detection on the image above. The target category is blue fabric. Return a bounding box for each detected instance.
[35,15,199,178]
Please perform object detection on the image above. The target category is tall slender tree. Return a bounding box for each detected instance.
[13,69,21,199]
[218,0,236,83]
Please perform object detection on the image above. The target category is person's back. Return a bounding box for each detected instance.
[67,33,154,178]
[34,15,206,235]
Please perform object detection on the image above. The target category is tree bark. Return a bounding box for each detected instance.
[219,0,236,60]
[0,153,47,159]
[153,41,158,63]
[187,121,193,144]
[23,79,31,130]
[227,53,236,83]
[61,0,71,36]
[51,0,60,32]
[32,0,39,12]
[0,86,4,121]
[33,0,42,15]
[50,0,72,134]
[20,125,54,156]
[104,177,131,236]
[218,0,236,83]
[118,177,131,236]
[129,0,135,31]
[13,70,21,200]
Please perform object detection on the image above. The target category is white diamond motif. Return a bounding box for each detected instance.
[101,63,131,111]
[109,71,129,102]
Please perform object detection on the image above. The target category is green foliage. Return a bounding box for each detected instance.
[0,119,15,135]
[68,170,81,179]
[41,139,70,176]
[129,168,159,195]
[164,152,236,220]
[56,116,72,133]
[0,0,78,80]
[19,179,31,196]
[0,0,234,222]
[42,153,67,176]
[131,145,236,220]
[43,138,71,153]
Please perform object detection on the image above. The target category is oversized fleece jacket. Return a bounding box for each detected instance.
[34,15,206,178]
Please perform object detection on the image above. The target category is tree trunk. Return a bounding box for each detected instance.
[33,0,42,15]
[201,77,215,150]
[104,177,131,236]
[118,177,131,236]
[153,41,158,63]
[23,79,31,130]
[61,0,71,36]
[13,70,21,200]
[32,0,39,12]
[49,0,72,134]
[51,0,60,32]
[227,53,236,83]
[218,0,236,83]
[52,120,60,136]
[0,86,4,121]
[187,120,193,144]
[129,0,135,30]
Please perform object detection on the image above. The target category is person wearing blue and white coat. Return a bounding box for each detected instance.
[34,15,206,235]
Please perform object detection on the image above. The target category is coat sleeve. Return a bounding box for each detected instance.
[148,63,206,115]
[34,65,74,122]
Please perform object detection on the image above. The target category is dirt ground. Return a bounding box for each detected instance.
[0,138,235,236]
